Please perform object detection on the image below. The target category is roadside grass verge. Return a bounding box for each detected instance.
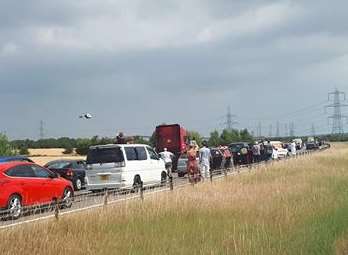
[1,145,348,255]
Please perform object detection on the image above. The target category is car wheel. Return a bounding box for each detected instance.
[74,179,82,191]
[7,195,22,220]
[61,187,73,209]
[132,175,142,193]
[161,171,167,185]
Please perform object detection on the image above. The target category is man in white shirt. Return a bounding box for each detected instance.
[159,148,174,175]
[290,142,297,156]
[199,141,211,180]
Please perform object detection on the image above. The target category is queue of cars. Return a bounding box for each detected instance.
[0,144,168,219]
[0,135,325,220]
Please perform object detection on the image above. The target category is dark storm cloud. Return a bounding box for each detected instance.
[0,0,347,138]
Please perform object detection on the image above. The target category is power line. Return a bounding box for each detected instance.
[276,121,280,137]
[289,122,295,137]
[311,123,316,136]
[257,122,262,137]
[268,124,273,137]
[39,120,45,140]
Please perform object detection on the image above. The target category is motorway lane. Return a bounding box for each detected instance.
[0,174,188,228]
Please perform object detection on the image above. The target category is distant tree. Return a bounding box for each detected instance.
[187,130,203,147]
[220,129,240,145]
[133,136,151,145]
[0,133,14,156]
[208,130,221,147]
[19,146,29,155]
[149,132,156,148]
[240,129,254,143]
[75,138,92,155]
[63,146,74,155]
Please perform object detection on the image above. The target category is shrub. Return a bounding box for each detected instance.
[19,147,29,155]
[75,139,91,155]
[63,146,74,155]
[0,133,14,156]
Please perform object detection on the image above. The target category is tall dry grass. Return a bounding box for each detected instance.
[1,144,348,255]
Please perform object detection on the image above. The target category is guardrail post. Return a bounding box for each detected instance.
[54,199,60,220]
[140,182,144,201]
[169,176,174,191]
[103,189,109,207]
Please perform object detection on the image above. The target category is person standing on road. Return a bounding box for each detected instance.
[199,141,211,180]
[222,146,232,169]
[159,148,174,177]
[272,146,279,160]
[290,141,297,156]
[252,142,261,163]
[187,144,199,183]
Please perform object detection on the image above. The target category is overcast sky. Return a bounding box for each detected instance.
[1,0,347,139]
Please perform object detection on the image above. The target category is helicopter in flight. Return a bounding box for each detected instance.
[79,113,93,119]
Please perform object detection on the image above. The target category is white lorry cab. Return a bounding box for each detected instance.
[85,144,167,191]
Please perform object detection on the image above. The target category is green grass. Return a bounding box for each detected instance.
[1,145,348,255]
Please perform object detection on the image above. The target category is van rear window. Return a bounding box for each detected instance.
[87,147,124,164]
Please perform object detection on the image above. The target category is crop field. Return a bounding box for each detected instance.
[28,148,85,165]
[1,144,347,255]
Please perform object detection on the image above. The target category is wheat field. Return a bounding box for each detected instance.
[1,144,348,255]
[27,148,85,165]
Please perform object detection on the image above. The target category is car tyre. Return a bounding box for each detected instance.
[61,187,73,209]
[161,171,167,185]
[74,178,82,191]
[7,194,22,220]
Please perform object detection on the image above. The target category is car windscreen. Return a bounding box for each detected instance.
[87,147,124,164]
[46,162,71,169]
[229,144,244,152]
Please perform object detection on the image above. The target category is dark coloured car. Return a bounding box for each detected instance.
[210,148,224,171]
[177,154,188,177]
[306,142,319,150]
[44,160,86,191]
[229,142,251,165]
[0,156,34,164]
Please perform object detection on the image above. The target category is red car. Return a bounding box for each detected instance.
[0,162,74,220]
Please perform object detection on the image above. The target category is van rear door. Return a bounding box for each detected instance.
[86,147,125,189]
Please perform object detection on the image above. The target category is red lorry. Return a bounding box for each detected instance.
[155,124,187,171]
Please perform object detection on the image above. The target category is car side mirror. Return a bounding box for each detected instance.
[50,173,59,179]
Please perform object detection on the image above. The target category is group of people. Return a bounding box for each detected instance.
[251,141,273,163]
[159,141,232,184]
[159,141,211,183]
[182,141,212,183]
[251,140,297,162]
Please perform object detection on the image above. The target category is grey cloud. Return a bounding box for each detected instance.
[0,0,347,138]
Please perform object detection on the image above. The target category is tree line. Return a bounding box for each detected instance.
[0,128,252,156]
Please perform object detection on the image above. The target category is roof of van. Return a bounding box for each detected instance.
[89,144,151,149]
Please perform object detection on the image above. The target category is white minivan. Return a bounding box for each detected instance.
[85,144,167,191]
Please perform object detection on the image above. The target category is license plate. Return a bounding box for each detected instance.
[100,175,109,181]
